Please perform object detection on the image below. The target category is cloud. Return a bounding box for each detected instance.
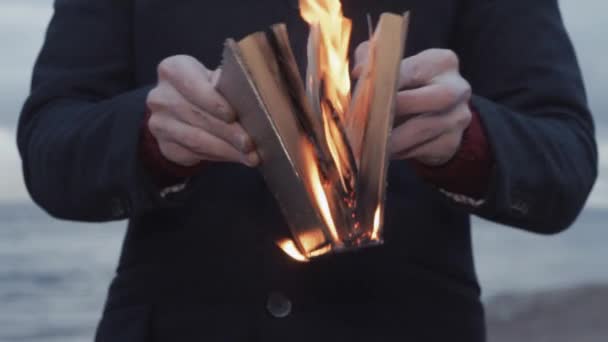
[588,179,608,209]
[586,138,608,208]
[0,1,52,127]
[0,1,52,75]
[0,0,606,207]
[0,88,29,127]
[0,1,52,30]
[559,0,608,127]
[0,127,29,202]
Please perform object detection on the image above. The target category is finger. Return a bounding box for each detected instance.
[157,55,236,122]
[157,140,203,167]
[210,68,222,87]
[390,112,454,157]
[391,102,472,157]
[396,130,463,165]
[159,140,260,167]
[352,40,370,78]
[148,83,254,153]
[398,49,459,90]
[149,112,258,167]
[395,75,470,117]
[188,106,255,154]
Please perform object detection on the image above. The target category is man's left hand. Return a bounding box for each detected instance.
[353,45,472,166]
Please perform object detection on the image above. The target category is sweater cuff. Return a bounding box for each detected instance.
[410,103,493,199]
[139,110,204,187]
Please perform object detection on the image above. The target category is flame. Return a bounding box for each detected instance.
[321,102,353,193]
[277,239,309,262]
[302,140,341,243]
[279,0,376,261]
[300,0,352,121]
[299,229,329,254]
[371,204,382,241]
[301,0,355,206]
[309,244,333,258]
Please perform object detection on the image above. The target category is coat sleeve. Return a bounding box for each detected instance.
[17,0,170,222]
[451,0,598,234]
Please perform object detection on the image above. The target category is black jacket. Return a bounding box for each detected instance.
[18,0,597,341]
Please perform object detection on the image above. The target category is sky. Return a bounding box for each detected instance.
[0,0,606,207]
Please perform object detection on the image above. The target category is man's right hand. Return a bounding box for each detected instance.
[146,55,259,167]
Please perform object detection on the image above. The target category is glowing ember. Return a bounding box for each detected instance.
[371,204,382,241]
[277,239,309,262]
[300,0,352,121]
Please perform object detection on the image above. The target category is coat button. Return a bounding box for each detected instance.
[266,292,292,318]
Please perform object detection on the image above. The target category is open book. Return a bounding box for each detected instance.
[217,12,410,260]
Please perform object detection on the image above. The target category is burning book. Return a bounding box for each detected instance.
[217,0,410,261]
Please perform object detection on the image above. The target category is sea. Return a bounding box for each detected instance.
[1,203,607,342]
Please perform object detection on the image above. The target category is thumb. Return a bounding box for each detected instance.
[210,68,222,87]
[352,40,370,78]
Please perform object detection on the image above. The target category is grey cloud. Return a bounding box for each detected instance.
[0,0,606,205]
[0,0,50,129]
[0,87,29,128]
[0,3,606,133]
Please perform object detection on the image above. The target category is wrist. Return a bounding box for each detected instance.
[410,102,493,199]
[140,110,204,187]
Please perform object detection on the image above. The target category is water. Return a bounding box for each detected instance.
[0,203,607,341]
[0,204,122,342]
[473,209,608,298]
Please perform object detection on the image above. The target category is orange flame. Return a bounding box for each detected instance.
[302,140,341,243]
[300,0,352,120]
[321,102,353,193]
[371,204,382,241]
[277,239,309,262]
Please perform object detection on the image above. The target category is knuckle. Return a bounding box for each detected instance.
[438,83,460,105]
[461,80,472,100]
[165,94,186,116]
[157,56,180,79]
[160,143,198,165]
[196,109,213,129]
[148,114,165,136]
[408,62,425,85]
[190,131,210,153]
[448,131,464,152]
[416,121,438,141]
[396,91,409,108]
[158,55,200,81]
[171,126,190,145]
[210,99,226,115]
[158,143,179,159]
[449,104,472,130]
[146,84,169,110]
[420,48,440,59]
[457,108,473,128]
[437,112,455,131]
[188,130,204,147]
[146,88,162,109]
[425,48,443,56]
[439,49,459,68]
[181,79,195,95]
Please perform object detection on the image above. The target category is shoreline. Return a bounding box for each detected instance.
[485,283,608,341]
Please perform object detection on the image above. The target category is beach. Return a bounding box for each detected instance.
[0,203,607,341]
[486,285,608,342]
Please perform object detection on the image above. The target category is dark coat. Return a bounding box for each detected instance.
[18,0,597,341]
